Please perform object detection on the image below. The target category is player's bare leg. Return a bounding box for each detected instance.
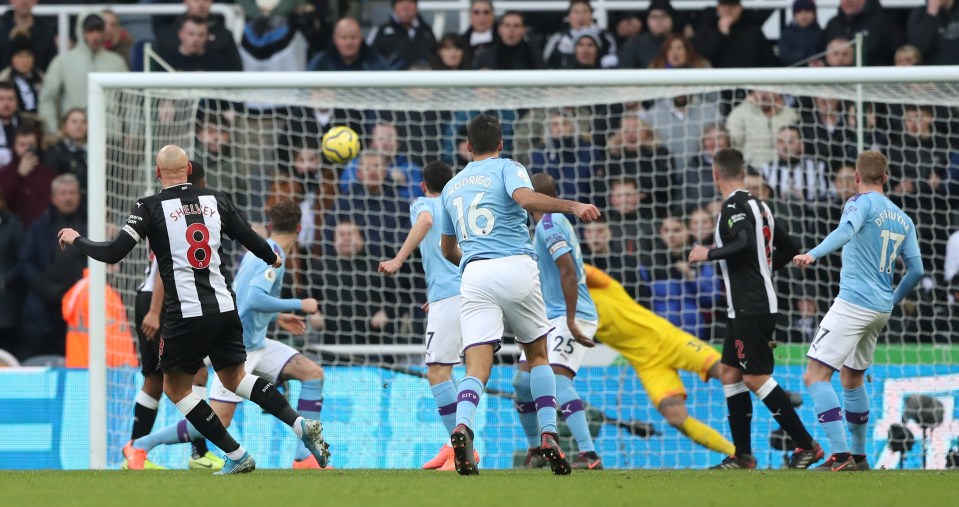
[279,354,330,469]
[216,363,330,467]
[522,336,571,475]
[450,345,494,476]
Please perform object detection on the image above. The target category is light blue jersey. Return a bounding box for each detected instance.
[440,157,535,271]
[410,196,461,302]
[234,239,301,351]
[812,192,921,313]
[534,213,598,321]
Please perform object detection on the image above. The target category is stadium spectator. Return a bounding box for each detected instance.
[514,104,592,166]
[895,44,923,66]
[16,173,84,360]
[563,29,603,69]
[779,0,823,66]
[605,178,652,255]
[474,11,543,70]
[154,0,243,73]
[760,126,830,202]
[340,123,423,199]
[946,228,959,283]
[43,109,87,190]
[461,0,498,64]
[237,0,310,72]
[308,17,387,71]
[800,96,857,171]
[431,33,471,70]
[639,216,720,339]
[693,0,778,68]
[674,124,730,209]
[908,0,959,65]
[335,153,411,254]
[0,125,54,227]
[0,190,22,353]
[786,284,820,343]
[530,110,600,203]
[0,81,31,167]
[101,10,133,68]
[618,0,675,69]
[647,35,710,69]
[642,94,720,171]
[823,0,901,65]
[686,207,714,247]
[581,218,641,299]
[823,37,854,67]
[368,0,437,70]
[156,16,243,71]
[288,138,337,211]
[0,35,42,114]
[888,105,948,197]
[38,13,128,134]
[194,113,237,194]
[725,90,800,167]
[613,13,642,47]
[0,0,56,72]
[543,0,618,69]
[605,115,672,219]
[312,220,393,344]
[61,267,137,368]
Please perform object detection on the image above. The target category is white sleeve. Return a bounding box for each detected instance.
[945,231,959,282]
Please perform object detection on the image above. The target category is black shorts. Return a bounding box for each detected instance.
[134,291,161,376]
[158,311,246,374]
[721,314,777,375]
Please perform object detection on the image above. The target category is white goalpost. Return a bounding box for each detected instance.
[87,67,959,470]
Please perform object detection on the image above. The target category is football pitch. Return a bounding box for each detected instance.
[4,470,958,507]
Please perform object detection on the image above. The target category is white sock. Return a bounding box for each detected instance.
[292,416,305,437]
[226,447,246,461]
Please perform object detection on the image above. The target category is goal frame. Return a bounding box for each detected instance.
[86,66,959,469]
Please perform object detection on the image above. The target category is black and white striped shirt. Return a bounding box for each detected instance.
[759,157,829,202]
[710,189,797,318]
[122,183,277,320]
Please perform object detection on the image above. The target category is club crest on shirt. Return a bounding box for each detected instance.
[264,268,276,282]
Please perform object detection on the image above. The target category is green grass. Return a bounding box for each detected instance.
[3,470,958,507]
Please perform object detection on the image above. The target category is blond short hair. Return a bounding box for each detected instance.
[856,150,888,184]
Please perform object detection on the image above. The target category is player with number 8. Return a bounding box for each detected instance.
[793,150,923,472]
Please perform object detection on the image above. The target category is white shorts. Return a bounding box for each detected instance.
[519,317,599,375]
[807,298,891,371]
[460,255,553,350]
[209,339,300,403]
[425,295,463,365]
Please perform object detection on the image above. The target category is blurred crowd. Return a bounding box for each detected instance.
[1,0,958,365]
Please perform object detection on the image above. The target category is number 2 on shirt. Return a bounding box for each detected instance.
[452,192,495,240]
[878,229,905,274]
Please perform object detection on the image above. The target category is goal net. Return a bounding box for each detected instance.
[91,69,959,470]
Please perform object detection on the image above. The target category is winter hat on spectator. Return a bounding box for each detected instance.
[792,0,816,13]
[573,28,602,47]
[648,0,675,17]
[83,14,105,31]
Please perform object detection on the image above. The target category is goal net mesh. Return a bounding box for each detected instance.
[100,80,959,470]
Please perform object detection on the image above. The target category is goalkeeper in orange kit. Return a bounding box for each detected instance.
[584,264,735,457]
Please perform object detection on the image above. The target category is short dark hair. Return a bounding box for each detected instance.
[569,0,593,13]
[0,81,16,94]
[713,148,745,180]
[501,10,525,24]
[467,114,502,156]
[268,199,302,234]
[180,15,209,30]
[187,159,205,186]
[531,172,557,198]
[422,160,453,194]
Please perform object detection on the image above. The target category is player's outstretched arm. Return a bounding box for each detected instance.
[555,253,594,347]
[247,284,308,314]
[59,228,138,264]
[511,188,600,222]
[771,220,800,270]
[793,222,856,269]
[689,229,748,263]
[440,234,462,266]
[379,212,433,276]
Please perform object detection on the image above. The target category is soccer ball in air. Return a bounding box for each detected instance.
[321,126,361,164]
